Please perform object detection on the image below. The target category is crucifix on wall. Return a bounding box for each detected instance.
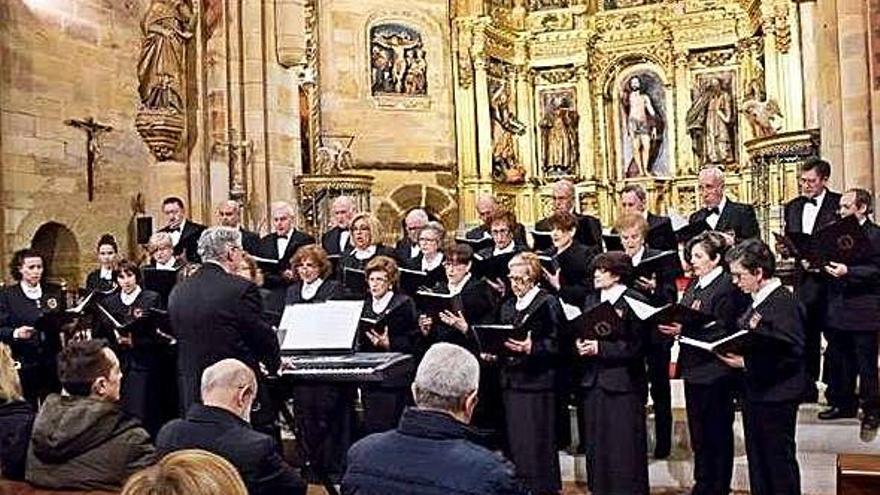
[64,117,113,201]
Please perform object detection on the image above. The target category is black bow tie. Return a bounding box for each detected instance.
[707,207,720,215]
[805,197,817,206]
[167,226,180,233]
[277,233,289,240]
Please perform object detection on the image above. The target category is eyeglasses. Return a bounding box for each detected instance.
[352,226,371,232]
[507,275,530,283]
[418,237,439,243]
[490,228,510,235]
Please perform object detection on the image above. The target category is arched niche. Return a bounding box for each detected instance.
[30,222,81,289]
[373,183,458,244]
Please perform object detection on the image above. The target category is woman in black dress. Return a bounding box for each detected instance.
[85,234,119,294]
[98,259,172,435]
[720,239,805,495]
[577,252,649,495]
[359,255,418,434]
[0,249,64,404]
[496,252,562,494]
[657,231,748,495]
[541,211,597,306]
[402,221,447,292]
[338,213,394,300]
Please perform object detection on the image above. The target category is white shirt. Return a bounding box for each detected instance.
[706,196,728,230]
[600,284,627,305]
[155,258,177,271]
[410,245,421,259]
[493,242,516,256]
[801,189,826,234]
[120,286,142,306]
[515,285,541,311]
[752,277,783,308]
[630,246,646,266]
[353,245,377,260]
[100,267,113,280]
[339,230,351,252]
[20,282,42,301]
[275,232,291,260]
[372,291,394,314]
[422,253,444,272]
[447,273,472,296]
[301,278,324,301]
[698,266,724,289]
[168,220,186,246]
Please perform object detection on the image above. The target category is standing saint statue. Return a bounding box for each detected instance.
[490,81,527,183]
[686,77,735,165]
[138,0,195,112]
[621,76,661,176]
[540,95,579,175]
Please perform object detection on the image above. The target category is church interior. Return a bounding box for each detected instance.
[1,0,880,493]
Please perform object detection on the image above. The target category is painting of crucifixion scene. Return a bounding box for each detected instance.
[618,70,669,178]
[370,23,427,96]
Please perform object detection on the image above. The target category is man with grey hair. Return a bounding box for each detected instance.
[618,183,676,250]
[395,207,431,261]
[322,195,357,257]
[465,194,528,247]
[688,166,759,241]
[168,226,281,422]
[259,201,315,291]
[342,343,526,494]
[534,179,603,250]
[216,199,260,255]
[157,359,306,495]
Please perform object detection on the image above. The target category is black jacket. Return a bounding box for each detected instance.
[97,289,164,351]
[783,190,841,236]
[466,223,529,248]
[544,242,598,306]
[342,408,526,495]
[0,399,34,480]
[322,226,353,256]
[825,220,880,332]
[85,269,118,294]
[259,230,316,289]
[157,404,306,495]
[497,289,561,391]
[0,284,66,370]
[240,228,262,256]
[168,263,281,410]
[158,220,206,263]
[285,279,342,305]
[337,245,396,300]
[359,293,418,354]
[535,213,603,250]
[689,198,760,241]
[418,276,496,355]
[394,238,420,265]
[646,213,677,251]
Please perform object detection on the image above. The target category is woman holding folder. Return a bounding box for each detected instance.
[338,213,394,299]
[495,252,562,494]
[658,231,749,495]
[576,251,649,495]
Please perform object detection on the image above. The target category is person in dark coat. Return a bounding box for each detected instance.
[658,232,749,494]
[474,209,528,302]
[394,208,430,263]
[85,234,120,294]
[322,196,357,258]
[534,179,603,250]
[0,343,34,481]
[619,184,677,251]
[168,227,281,420]
[689,167,760,241]
[781,158,841,403]
[217,200,261,256]
[359,255,419,434]
[494,252,562,494]
[540,211,598,307]
[284,245,354,483]
[466,194,529,248]
[576,252,649,495]
[402,221,448,294]
[156,359,306,495]
[342,343,527,495]
[258,201,316,294]
[721,239,804,495]
[821,188,880,432]
[338,212,396,300]
[0,249,65,404]
[158,196,207,264]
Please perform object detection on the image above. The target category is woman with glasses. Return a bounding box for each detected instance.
[719,239,805,495]
[359,255,418,434]
[474,209,526,297]
[338,213,394,299]
[403,221,447,292]
[494,252,562,494]
[85,234,120,294]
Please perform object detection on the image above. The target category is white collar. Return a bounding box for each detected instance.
[100,267,113,280]
[515,285,541,311]
[155,258,177,270]
[809,188,827,207]
[600,284,627,304]
[422,253,444,272]
[447,272,472,296]
[716,196,728,214]
[630,246,646,266]
[859,217,868,226]
[120,286,142,306]
[301,278,324,300]
[20,282,42,300]
[752,278,782,307]
[372,291,394,314]
[698,266,724,289]
[410,244,421,258]
[353,245,377,260]
[493,242,516,256]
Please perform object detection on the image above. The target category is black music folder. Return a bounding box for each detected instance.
[456,233,494,252]
[472,324,528,356]
[675,220,710,243]
[398,267,429,295]
[632,250,679,280]
[142,267,178,301]
[342,266,367,298]
[474,252,516,281]
[773,231,815,261]
[570,302,624,341]
[679,329,751,355]
[623,295,716,330]
[603,233,624,252]
[95,304,165,338]
[414,290,462,319]
[813,215,872,265]
[531,230,553,251]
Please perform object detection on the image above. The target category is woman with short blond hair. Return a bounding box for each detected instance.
[121,449,247,495]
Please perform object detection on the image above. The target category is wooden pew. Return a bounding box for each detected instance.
[838,453,880,495]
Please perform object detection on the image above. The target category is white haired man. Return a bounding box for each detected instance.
[258,201,316,291]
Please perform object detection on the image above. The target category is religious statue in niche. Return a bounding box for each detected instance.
[686,73,737,165]
[490,80,527,183]
[620,73,667,177]
[370,24,427,96]
[741,78,783,138]
[539,89,579,176]
[136,0,194,161]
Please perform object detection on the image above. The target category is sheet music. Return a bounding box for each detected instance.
[67,291,94,313]
[279,300,364,352]
[96,303,123,328]
[560,301,583,321]
[623,295,665,321]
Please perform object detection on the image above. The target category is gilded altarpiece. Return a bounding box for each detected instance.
[453,0,813,234]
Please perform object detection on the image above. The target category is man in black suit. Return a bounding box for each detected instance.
[168,227,281,416]
[259,201,315,292]
[466,194,528,247]
[820,188,880,433]
[619,184,677,251]
[534,179,603,250]
[782,158,841,403]
[394,208,429,262]
[217,200,261,256]
[321,195,356,256]
[689,167,760,241]
[158,197,207,263]
[157,359,306,495]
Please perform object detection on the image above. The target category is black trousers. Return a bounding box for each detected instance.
[825,330,880,415]
[502,389,561,494]
[292,383,355,482]
[646,340,672,453]
[742,400,801,495]
[798,285,826,391]
[684,377,736,495]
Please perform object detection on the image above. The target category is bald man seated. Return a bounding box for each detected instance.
[156,359,306,495]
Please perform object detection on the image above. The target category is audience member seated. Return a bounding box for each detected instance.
[342,343,527,495]
[121,449,248,495]
[0,343,34,481]
[26,339,155,491]
[156,359,307,495]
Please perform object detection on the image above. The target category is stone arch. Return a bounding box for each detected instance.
[373,183,458,245]
[30,222,81,288]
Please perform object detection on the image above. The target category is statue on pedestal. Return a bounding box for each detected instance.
[490,81,527,183]
[540,92,579,176]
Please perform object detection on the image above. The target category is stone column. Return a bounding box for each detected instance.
[514,64,535,179]
[575,63,595,180]
[473,55,493,182]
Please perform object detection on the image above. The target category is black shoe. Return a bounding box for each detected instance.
[860,415,880,442]
[818,406,858,420]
